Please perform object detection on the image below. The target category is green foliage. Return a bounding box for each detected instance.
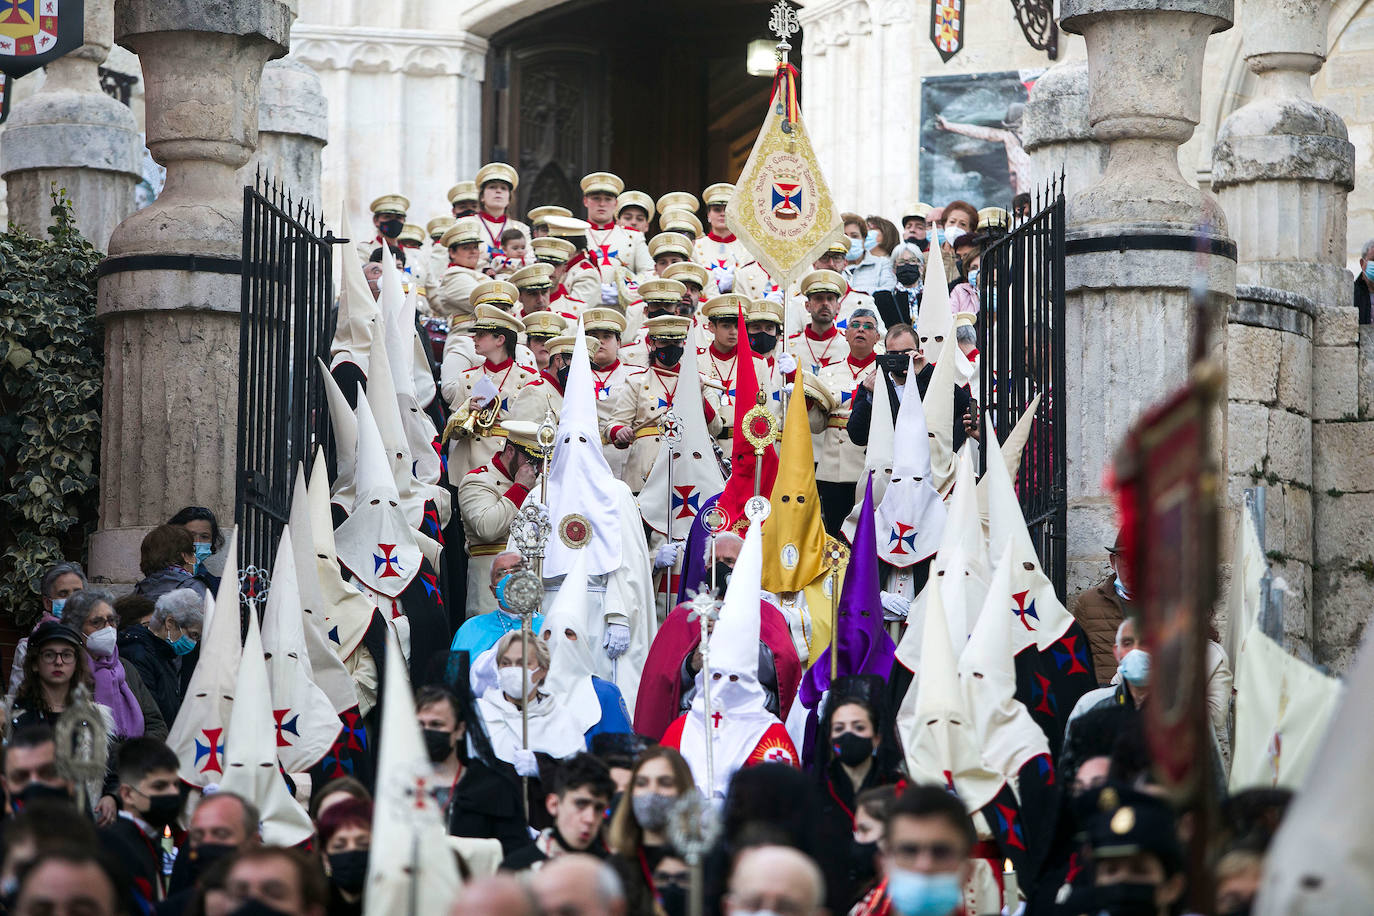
[0,190,103,627]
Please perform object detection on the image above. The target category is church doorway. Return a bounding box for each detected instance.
[480,0,793,215]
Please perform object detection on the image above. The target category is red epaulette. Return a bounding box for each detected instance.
[466,465,488,476]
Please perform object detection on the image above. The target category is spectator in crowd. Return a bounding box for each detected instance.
[530,855,626,916]
[2,798,101,900]
[224,846,329,916]
[310,776,372,822]
[133,525,206,603]
[843,212,896,294]
[1012,192,1032,222]
[900,207,930,252]
[317,798,372,915]
[10,622,100,731]
[7,561,89,696]
[450,874,540,916]
[1356,237,1373,324]
[865,216,900,259]
[161,791,262,913]
[119,588,200,723]
[62,588,165,741]
[2,724,76,812]
[501,753,616,871]
[725,845,827,916]
[950,233,984,315]
[605,747,693,910]
[875,243,924,329]
[13,848,129,916]
[102,738,185,909]
[854,783,974,916]
[1083,786,1186,916]
[168,505,226,591]
[416,686,467,814]
[1072,535,1134,684]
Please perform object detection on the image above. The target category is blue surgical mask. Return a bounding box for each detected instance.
[1366,263,1374,282]
[194,542,213,565]
[886,867,963,916]
[864,229,879,251]
[171,634,197,656]
[494,573,515,613]
[1120,648,1150,687]
[967,267,979,288]
[1114,576,1131,600]
[50,598,65,619]
[847,235,865,261]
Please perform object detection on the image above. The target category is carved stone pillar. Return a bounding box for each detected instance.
[90,0,294,586]
[240,53,328,205]
[1021,60,1107,200]
[1213,0,1363,667]
[0,0,141,250]
[1058,0,1236,598]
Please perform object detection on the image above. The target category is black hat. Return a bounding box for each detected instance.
[1084,784,1182,876]
[29,621,84,650]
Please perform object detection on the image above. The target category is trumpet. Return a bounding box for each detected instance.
[442,396,500,443]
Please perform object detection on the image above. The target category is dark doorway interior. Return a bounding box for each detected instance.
[482,0,795,216]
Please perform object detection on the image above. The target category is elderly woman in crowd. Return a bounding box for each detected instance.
[133,524,206,602]
[476,631,588,777]
[318,797,373,916]
[119,588,204,721]
[874,241,924,329]
[168,505,226,591]
[62,588,166,741]
[6,561,89,696]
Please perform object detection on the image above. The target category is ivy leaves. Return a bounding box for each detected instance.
[0,190,103,626]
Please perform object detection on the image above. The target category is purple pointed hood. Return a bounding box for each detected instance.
[799,472,896,709]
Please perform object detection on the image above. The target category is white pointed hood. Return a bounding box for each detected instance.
[330,210,382,375]
[903,555,1005,814]
[306,450,382,660]
[679,520,780,799]
[363,632,462,914]
[380,245,444,489]
[639,343,726,538]
[409,284,439,410]
[540,547,602,733]
[260,526,345,773]
[319,357,359,511]
[875,358,946,565]
[842,353,896,542]
[334,397,422,599]
[975,393,1041,523]
[982,409,1074,651]
[217,603,315,846]
[287,462,359,714]
[545,320,624,578]
[916,239,952,360]
[922,331,960,494]
[167,532,243,787]
[958,543,1051,780]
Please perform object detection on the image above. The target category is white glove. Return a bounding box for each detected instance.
[654,542,683,570]
[880,591,911,621]
[781,383,794,399]
[716,269,734,293]
[471,375,499,408]
[765,288,785,304]
[603,622,631,659]
[512,748,540,778]
[776,351,797,375]
[600,282,619,305]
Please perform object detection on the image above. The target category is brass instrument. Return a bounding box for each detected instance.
[442,396,500,444]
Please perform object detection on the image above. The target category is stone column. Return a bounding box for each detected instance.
[90,0,294,587]
[1211,0,1364,667]
[0,0,142,250]
[239,54,328,206]
[1058,0,1236,597]
[1021,60,1108,200]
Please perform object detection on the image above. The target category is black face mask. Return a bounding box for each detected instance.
[652,345,684,367]
[328,849,370,894]
[877,352,912,377]
[15,782,70,810]
[712,561,733,599]
[914,237,930,252]
[894,263,922,286]
[556,363,571,389]
[832,731,875,766]
[423,728,454,764]
[378,218,403,239]
[1092,881,1160,916]
[748,330,778,354]
[228,900,292,916]
[140,791,185,830]
[659,883,688,916]
[188,842,238,881]
[849,839,879,883]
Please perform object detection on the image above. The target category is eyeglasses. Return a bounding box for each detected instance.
[39,649,76,664]
[86,616,118,629]
[850,322,878,331]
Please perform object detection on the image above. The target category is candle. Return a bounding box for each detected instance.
[1003,858,1019,915]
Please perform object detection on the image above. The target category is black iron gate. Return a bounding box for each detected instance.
[237,172,339,577]
[978,177,1067,599]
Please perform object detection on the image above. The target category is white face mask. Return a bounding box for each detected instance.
[498,665,537,699]
[86,626,117,658]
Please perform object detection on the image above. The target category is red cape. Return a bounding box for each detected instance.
[634,598,801,741]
